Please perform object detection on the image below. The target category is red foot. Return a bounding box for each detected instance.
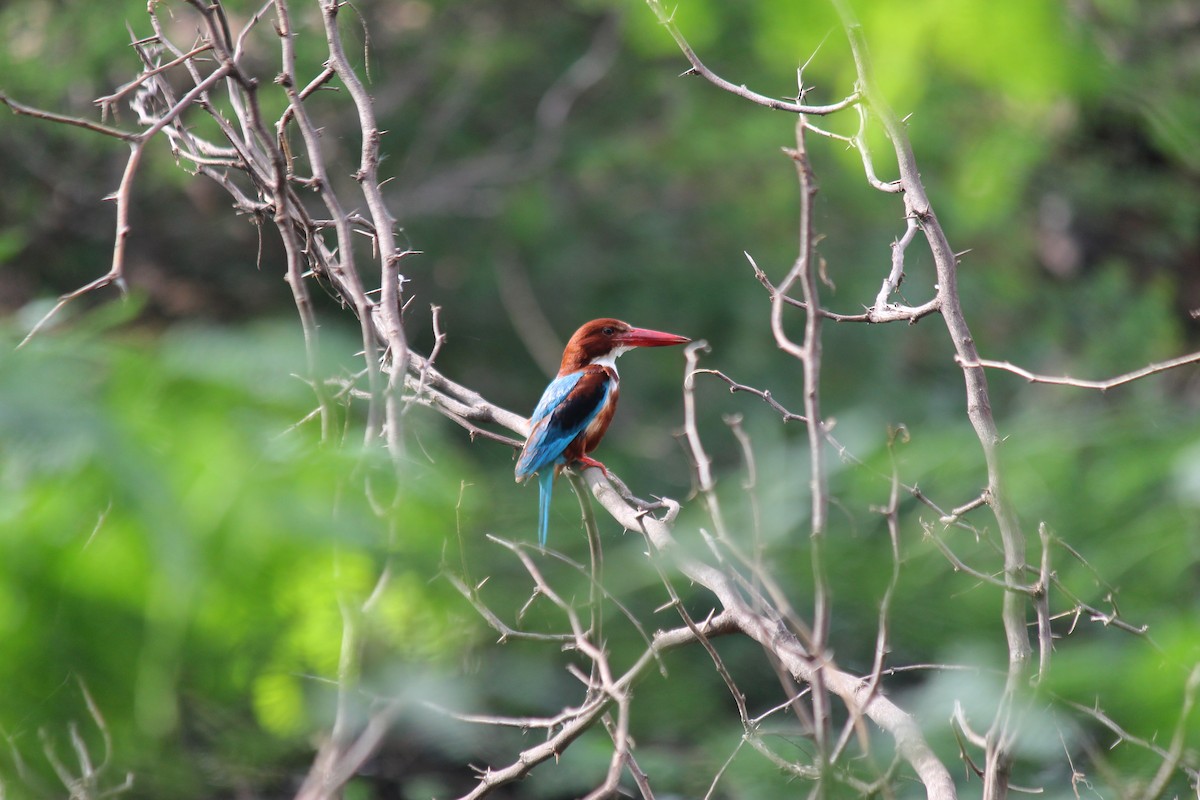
[575,455,610,476]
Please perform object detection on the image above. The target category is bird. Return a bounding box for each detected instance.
[515,318,691,546]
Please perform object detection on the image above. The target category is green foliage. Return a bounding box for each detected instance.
[0,317,481,796]
[0,0,146,98]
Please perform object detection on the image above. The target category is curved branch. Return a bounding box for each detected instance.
[643,0,859,116]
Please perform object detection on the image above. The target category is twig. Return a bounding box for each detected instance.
[703,737,748,800]
[451,603,736,800]
[18,59,234,348]
[690,368,808,422]
[831,425,907,765]
[956,351,1200,392]
[921,521,1037,594]
[34,678,134,800]
[1033,523,1054,685]
[777,117,833,772]
[874,215,919,310]
[747,250,939,324]
[1067,694,1200,788]
[443,572,574,644]
[94,42,214,113]
[403,304,448,416]
[295,700,404,800]
[850,103,903,192]
[0,92,138,141]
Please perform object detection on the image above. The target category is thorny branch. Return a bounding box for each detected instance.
[781,116,835,775]
[443,542,737,800]
[644,0,859,116]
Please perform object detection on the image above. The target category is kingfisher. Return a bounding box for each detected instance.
[515,318,691,546]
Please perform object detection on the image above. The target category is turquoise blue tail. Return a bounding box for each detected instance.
[537,471,554,547]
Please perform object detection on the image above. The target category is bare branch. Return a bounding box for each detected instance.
[1067,693,1200,789]
[957,350,1200,392]
[18,56,234,348]
[95,42,214,113]
[690,368,808,423]
[295,700,403,800]
[1033,523,1054,686]
[31,679,134,800]
[831,426,906,766]
[921,520,1037,593]
[580,464,958,800]
[747,250,940,324]
[875,215,919,309]
[644,0,859,116]
[0,92,138,141]
[449,602,737,800]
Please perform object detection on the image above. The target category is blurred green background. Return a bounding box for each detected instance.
[2,0,1198,797]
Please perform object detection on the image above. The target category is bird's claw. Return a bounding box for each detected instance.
[574,455,610,476]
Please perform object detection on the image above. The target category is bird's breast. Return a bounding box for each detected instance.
[578,370,619,455]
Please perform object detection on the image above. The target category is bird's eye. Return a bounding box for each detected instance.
[602,326,615,336]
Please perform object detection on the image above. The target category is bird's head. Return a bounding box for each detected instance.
[560,318,691,373]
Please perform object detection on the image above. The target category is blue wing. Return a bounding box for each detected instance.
[515,368,613,479]
[530,372,583,425]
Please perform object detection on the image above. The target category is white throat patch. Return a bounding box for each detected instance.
[591,346,631,371]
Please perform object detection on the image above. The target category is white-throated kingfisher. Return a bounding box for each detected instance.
[515,318,691,546]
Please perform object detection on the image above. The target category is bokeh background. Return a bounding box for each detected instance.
[2,0,1198,797]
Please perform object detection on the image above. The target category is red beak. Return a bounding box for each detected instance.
[616,327,691,348]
